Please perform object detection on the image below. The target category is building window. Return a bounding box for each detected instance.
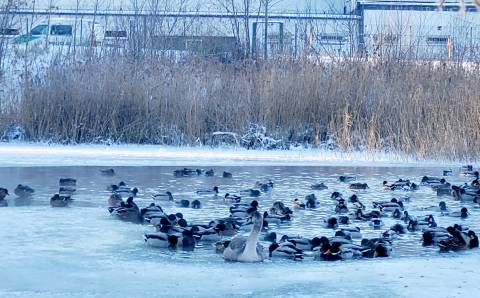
[426,36,449,45]
[318,34,345,45]
[50,25,73,36]
[105,30,127,38]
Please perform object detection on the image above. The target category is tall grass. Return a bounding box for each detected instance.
[3,54,480,160]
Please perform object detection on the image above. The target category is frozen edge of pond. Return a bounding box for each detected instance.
[0,254,478,298]
[0,143,468,168]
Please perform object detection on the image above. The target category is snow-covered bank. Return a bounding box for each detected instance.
[0,143,466,167]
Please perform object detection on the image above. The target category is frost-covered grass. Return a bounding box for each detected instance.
[2,55,480,161]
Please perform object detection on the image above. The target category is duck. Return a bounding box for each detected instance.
[339,176,356,182]
[224,193,241,203]
[175,199,190,208]
[140,203,165,222]
[349,183,369,190]
[444,207,469,219]
[270,201,292,216]
[362,243,391,258]
[422,229,451,246]
[338,227,362,239]
[317,242,354,261]
[305,194,318,208]
[173,168,198,177]
[152,191,174,201]
[373,200,404,212]
[170,230,196,251]
[443,169,453,176]
[223,211,266,262]
[354,209,382,221]
[255,180,274,192]
[335,200,349,214]
[370,218,384,230]
[324,217,339,229]
[421,201,448,212]
[100,168,115,176]
[331,192,343,200]
[214,240,231,253]
[311,183,328,190]
[239,189,261,197]
[196,186,219,195]
[107,193,123,207]
[50,194,74,207]
[222,171,232,178]
[59,178,77,187]
[292,198,306,209]
[263,211,291,225]
[269,242,303,260]
[349,195,366,210]
[144,232,179,248]
[421,176,443,185]
[191,200,201,209]
[437,228,470,252]
[280,235,322,251]
[109,203,142,223]
[0,188,8,207]
[14,184,35,197]
[205,169,215,176]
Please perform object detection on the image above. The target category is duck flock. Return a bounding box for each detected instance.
[1,165,479,263]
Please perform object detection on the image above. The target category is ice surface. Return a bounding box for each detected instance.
[0,163,479,297]
[0,143,468,168]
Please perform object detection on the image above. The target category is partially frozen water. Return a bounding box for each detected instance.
[0,165,479,297]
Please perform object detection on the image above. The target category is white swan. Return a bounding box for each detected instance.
[223,211,266,262]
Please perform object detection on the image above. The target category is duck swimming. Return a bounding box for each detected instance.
[196,186,219,195]
[222,171,232,178]
[349,183,369,190]
[50,194,74,207]
[339,176,356,182]
[0,188,8,207]
[239,189,261,197]
[311,183,328,190]
[152,191,174,201]
[223,211,266,262]
[100,168,115,176]
[14,184,35,198]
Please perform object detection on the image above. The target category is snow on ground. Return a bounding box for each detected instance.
[0,142,466,167]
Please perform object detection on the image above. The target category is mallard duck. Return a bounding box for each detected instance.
[339,176,356,182]
[255,180,274,192]
[239,189,261,197]
[196,186,219,195]
[305,194,318,208]
[222,171,232,178]
[50,194,74,207]
[292,198,306,209]
[223,211,266,262]
[349,183,369,190]
[0,187,8,207]
[107,193,123,207]
[152,191,174,201]
[269,242,303,260]
[14,184,35,198]
[100,168,115,176]
[224,193,241,203]
[311,183,328,190]
[205,169,215,176]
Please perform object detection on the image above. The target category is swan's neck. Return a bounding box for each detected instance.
[242,221,262,261]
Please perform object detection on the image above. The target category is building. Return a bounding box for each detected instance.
[357,1,480,60]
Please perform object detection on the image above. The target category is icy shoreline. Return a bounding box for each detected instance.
[0,143,468,168]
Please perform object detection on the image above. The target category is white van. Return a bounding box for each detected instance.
[15,17,104,47]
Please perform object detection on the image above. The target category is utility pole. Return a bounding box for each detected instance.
[264,0,268,59]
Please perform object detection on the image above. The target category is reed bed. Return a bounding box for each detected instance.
[2,54,480,160]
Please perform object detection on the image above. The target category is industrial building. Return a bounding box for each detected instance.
[1,1,479,60]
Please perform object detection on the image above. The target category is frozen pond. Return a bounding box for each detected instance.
[0,165,479,297]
